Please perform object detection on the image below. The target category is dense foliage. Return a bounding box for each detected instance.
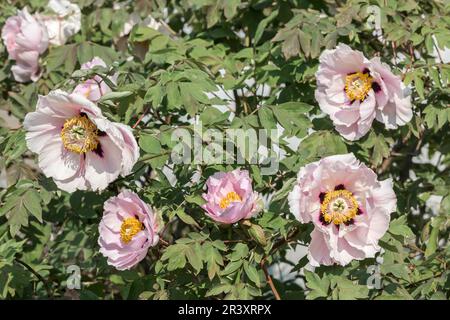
[0,0,449,300]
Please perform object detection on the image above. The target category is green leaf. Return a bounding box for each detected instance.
[200,107,229,125]
[310,29,322,58]
[275,102,313,114]
[298,30,312,57]
[206,2,220,28]
[205,283,233,297]
[166,82,182,109]
[254,9,279,45]
[167,254,186,271]
[223,0,240,20]
[227,243,249,261]
[362,132,391,166]
[144,85,164,107]
[179,82,211,105]
[221,260,243,276]
[203,242,224,280]
[413,72,425,100]
[23,190,43,223]
[243,261,261,287]
[258,106,277,129]
[381,263,410,281]
[280,29,300,60]
[425,215,445,257]
[179,86,201,116]
[130,26,162,42]
[46,44,77,73]
[298,131,347,162]
[98,91,133,102]
[161,244,188,271]
[185,244,203,274]
[272,102,312,135]
[184,194,207,206]
[175,209,200,228]
[304,270,329,299]
[271,177,296,202]
[333,277,369,300]
[389,216,414,239]
[8,203,28,237]
[139,134,162,154]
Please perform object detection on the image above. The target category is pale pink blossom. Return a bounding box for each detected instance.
[1,8,48,82]
[315,43,412,140]
[288,153,396,266]
[202,169,262,224]
[98,190,159,270]
[73,57,117,102]
[38,0,81,46]
[23,90,139,192]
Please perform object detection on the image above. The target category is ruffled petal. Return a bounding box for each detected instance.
[38,136,82,181]
[84,135,123,191]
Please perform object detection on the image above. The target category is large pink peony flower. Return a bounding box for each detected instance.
[23,90,139,192]
[1,8,49,82]
[202,169,262,224]
[288,153,396,266]
[98,190,160,270]
[73,57,117,102]
[315,43,412,141]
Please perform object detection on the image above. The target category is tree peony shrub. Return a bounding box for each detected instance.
[0,0,448,301]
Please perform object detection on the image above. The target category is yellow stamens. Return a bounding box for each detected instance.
[345,72,372,101]
[219,191,242,209]
[321,189,358,225]
[61,115,99,154]
[120,217,144,244]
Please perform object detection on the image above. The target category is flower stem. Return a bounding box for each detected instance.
[15,258,53,298]
[260,258,281,300]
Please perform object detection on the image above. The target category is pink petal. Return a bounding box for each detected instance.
[307,229,334,267]
[84,136,122,191]
[38,136,82,181]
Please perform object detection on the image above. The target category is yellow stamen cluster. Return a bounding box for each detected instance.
[321,189,358,225]
[61,115,99,154]
[219,191,242,209]
[345,72,373,101]
[120,217,144,243]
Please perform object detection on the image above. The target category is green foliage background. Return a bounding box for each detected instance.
[0,0,449,300]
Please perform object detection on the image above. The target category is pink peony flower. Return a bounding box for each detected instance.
[73,57,118,102]
[1,8,49,82]
[202,169,262,224]
[98,190,159,270]
[315,43,412,141]
[23,90,139,192]
[38,0,81,46]
[288,153,396,266]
